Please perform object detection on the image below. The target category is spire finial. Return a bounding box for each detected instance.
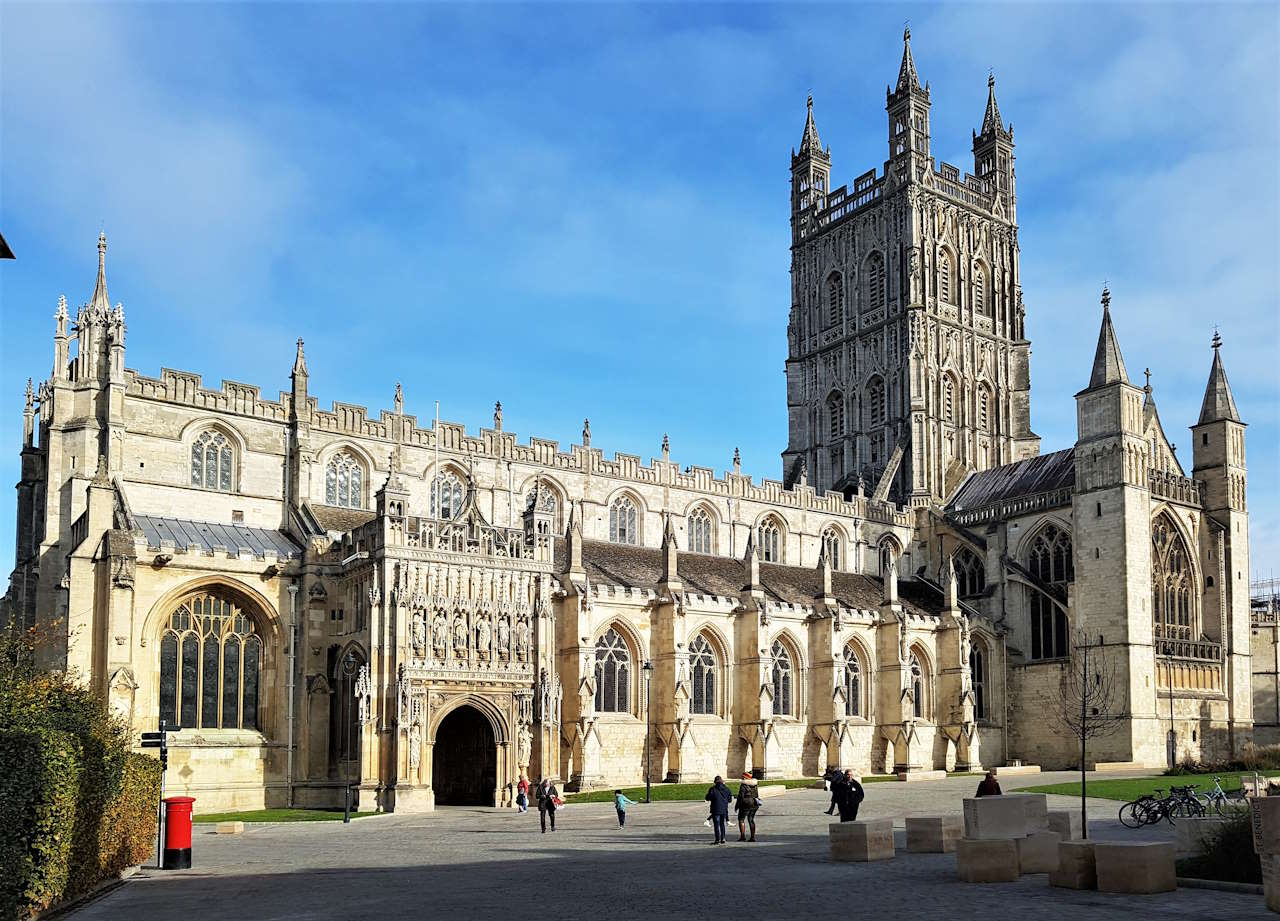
[89,231,110,315]
[1143,367,1152,393]
[1100,284,1111,311]
[988,71,995,89]
[904,21,910,42]
[1212,328,1222,350]
[493,399,502,431]
[582,418,591,447]
[292,337,308,376]
[25,377,34,408]
[662,432,669,454]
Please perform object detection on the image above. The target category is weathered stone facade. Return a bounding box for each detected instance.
[4,31,1263,810]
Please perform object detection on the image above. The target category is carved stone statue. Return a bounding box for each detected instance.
[453,615,468,653]
[432,613,448,657]
[476,618,492,658]
[515,619,530,662]
[355,664,372,724]
[410,611,426,657]
[537,668,551,720]
[497,617,511,658]
[408,721,422,772]
[517,724,532,764]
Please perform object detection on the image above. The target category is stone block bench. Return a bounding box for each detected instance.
[1046,809,1081,840]
[214,821,245,835]
[1050,840,1097,890]
[956,837,1019,883]
[963,796,1028,839]
[829,819,895,862]
[905,815,963,853]
[757,784,787,798]
[1004,792,1049,831]
[1015,830,1062,873]
[1093,841,1176,894]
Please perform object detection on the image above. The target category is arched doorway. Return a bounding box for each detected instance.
[432,705,497,806]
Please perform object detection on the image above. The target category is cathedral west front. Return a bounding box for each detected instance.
[4,31,1264,811]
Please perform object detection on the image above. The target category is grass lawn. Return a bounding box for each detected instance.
[1020,771,1280,802]
[193,808,379,824]
[565,773,938,803]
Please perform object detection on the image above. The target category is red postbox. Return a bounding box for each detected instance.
[161,796,196,869]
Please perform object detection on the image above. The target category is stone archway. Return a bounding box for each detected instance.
[432,705,497,805]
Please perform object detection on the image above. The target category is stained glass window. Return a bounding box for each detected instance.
[689,634,717,716]
[326,452,365,509]
[158,591,261,730]
[771,640,794,716]
[191,430,234,492]
[822,527,842,571]
[687,507,713,555]
[609,496,638,545]
[758,518,782,563]
[844,645,862,717]
[1027,525,1072,660]
[430,471,465,520]
[594,628,631,713]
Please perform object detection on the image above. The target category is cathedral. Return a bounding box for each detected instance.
[4,31,1262,811]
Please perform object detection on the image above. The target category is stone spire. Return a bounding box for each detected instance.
[1197,332,1242,424]
[980,73,1006,137]
[582,418,591,447]
[732,446,741,475]
[817,541,833,602]
[493,400,502,431]
[88,232,110,318]
[896,26,924,95]
[798,94,823,156]
[1087,286,1129,389]
[292,338,308,377]
[23,378,35,446]
[565,503,584,576]
[742,531,760,592]
[660,512,681,589]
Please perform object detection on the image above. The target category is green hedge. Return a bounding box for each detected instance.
[0,640,162,920]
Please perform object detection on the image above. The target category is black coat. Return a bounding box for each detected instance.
[705,783,733,816]
[536,784,558,812]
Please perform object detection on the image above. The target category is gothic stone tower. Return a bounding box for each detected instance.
[783,30,1039,505]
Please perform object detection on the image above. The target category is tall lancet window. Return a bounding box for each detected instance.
[191,430,234,492]
[325,452,364,508]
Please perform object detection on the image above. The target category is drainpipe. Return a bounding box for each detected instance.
[287,581,299,807]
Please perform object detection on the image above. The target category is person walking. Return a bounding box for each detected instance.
[824,767,844,816]
[735,772,760,842]
[704,776,733,845]
[536,777,559,833]
[613,789,638,827]
[516,774,530,814]
[836,769,864,823]
[975,770,1003,797]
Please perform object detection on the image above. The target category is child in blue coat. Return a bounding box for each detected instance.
[614,790,638,827]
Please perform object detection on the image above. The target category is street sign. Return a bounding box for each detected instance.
[140,738,164,748]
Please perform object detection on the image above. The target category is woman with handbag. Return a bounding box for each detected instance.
[516,774,530,813]
[735,772,760,842]
[536,777,559,833]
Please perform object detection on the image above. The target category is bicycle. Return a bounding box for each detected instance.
[1201,776,1249,817]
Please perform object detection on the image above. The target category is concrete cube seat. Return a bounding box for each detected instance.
[1015,829,1061,874]
[955,837,1019,883]
[905,815,963,853]
[1046,809,1081,840]
[829,819,895,862]
[214,821,244,835]
[1005,792,1049,831]
[1093,841,1176,894]
[962,796,1027,839]
[757,784,787,798]
[1050,840,1097,890]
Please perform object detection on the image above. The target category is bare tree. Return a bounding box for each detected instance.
[1049,631,1122,838]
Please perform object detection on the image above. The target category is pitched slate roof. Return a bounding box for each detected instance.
[946,448,1075,513]
[134,515,301,560]
[311,504,377,533]
[560,538,945,618]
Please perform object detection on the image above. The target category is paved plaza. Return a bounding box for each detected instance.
[72,773,1267,920]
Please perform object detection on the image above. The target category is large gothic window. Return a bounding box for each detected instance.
[1152,515,1195,643]
[594,628,632,714]
[325,452,364,509]
[757,517,783,563]
[826,272,844,327]
[430,471,465,520]
[864,252,886,312]
[822,526,843,571]
[939,251,954,304]
[190,430,234,492]
[953,547,985,597]
[866,377,886,429]
[689,634,718,716]
[1027,524,1072,660]
[843,643,864,717]
[159,591,261,730]
[609,496,639,545]
[828,392,845,440]
[687,507,713,555]
[970,645,986,719]
[771,640,794,717]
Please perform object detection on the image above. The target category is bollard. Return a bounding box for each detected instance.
[161,796,196,869]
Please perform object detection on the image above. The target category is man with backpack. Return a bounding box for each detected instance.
[704,776,733,844]
[836,769,865,822]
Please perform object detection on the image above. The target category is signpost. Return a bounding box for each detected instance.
[140,721,182,869]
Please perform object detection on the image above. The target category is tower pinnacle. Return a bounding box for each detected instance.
[1197,332,1241,424]
[88,232,110,317]
[1087,286,1129,389]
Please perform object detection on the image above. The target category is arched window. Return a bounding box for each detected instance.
[689,634,718,716]
[943,376,956,424]
[866,377,886,429]
[826,272,844,327]
[970,644,986,719]
[771,640,794,717]
[594,628,632,713]
[190,430,234,492]
[325,452,365,509]
[939,251,954,304]
[430,471,465,520]
[973,265,987,315]
[864,252,886,312]
[159,590,261,730]
[978,386,992,432]
[822,527,843,571]
[1152,515,1196,643]
[687,507,714,555]
[953,547,985,597]
[843,643,864,717]
[609,496,639,545]
[1027,524,1072,660]
[828,392,845,440]
[910,651,927,719]
[757,517,783,563]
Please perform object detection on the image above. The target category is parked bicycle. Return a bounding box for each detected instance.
[1199,776,1249,817]
[1118,784,1205,828]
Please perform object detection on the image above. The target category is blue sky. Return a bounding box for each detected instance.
[1,3,1277,580]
